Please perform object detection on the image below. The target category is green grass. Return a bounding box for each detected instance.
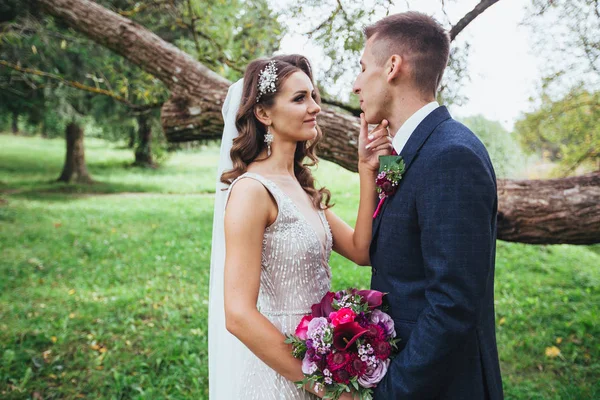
[1,134,599,399]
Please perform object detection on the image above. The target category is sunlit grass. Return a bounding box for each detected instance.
[1,134,598,399]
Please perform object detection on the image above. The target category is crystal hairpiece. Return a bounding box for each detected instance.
[256,61,278,102]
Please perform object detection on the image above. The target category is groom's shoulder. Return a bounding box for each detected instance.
[420,118,492,173]
[430,117,488,157]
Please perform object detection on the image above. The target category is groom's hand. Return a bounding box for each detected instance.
[358,113,393,173]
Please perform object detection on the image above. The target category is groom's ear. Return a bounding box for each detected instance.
[254,104,271,126]
[386,55,403,83]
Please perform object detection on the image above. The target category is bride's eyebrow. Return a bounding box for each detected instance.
[292,89,311,96]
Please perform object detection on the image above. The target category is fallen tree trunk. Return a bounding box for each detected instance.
[497,172,600,245]
[37,0,600,245]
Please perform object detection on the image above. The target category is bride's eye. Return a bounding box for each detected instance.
[295,95,305,102]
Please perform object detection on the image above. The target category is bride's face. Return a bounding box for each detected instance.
[266,71,321,142]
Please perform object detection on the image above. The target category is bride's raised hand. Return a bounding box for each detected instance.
[357,113,393,172]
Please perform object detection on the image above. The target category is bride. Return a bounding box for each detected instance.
[209,54,391,399]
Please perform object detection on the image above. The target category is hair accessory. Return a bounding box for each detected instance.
[256,61,278,102]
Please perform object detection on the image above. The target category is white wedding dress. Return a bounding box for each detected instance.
[209,79,333,399]
[226,172,333,399]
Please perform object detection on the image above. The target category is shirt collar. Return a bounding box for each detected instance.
[392,101,439,155]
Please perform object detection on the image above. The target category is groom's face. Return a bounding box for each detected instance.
[353,36,389,125]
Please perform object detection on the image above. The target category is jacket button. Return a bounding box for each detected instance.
[372,267,377,276]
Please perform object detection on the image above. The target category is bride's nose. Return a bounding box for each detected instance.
[308,99,321,115]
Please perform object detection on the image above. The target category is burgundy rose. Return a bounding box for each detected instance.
[326,351,351,371]
[381,181,392,193]
[372,340,392,360]
[311,291,336,318]
[345,354,367,377]
[357,290,384,309]
[375,174,388,186]
[332,368,351,384]
[364,324,386,340]
[333,322,368,351]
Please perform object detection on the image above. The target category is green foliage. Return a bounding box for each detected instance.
[0,0,283,163]
[525,0,599,94]
[520,0,600,175]
[460,115,531,178]
[0,135,599,398]
[514,89,599,175]
[282,1,470,105]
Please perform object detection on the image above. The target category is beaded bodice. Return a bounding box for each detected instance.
[227,172,332,326]
[226,172,332,400]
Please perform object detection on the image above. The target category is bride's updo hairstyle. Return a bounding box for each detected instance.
[221,54,332,210]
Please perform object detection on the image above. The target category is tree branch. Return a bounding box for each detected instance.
[321,96,361,116]
[306,3,342,37]
[449,0,501,41]
[117,0,174,18]
[0,60,163,111]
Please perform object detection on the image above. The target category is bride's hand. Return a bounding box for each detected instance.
[357,113,393,173]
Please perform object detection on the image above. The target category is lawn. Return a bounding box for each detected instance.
[1,134,598,399]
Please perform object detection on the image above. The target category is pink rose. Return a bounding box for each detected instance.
[358,359,389,388]
[329,308,356,327]
[295,315,314,340]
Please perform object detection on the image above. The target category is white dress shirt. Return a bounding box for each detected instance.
[392,101,440,155]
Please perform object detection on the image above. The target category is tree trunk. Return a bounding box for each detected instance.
[134,115,155,167]
[11,111,18,134]
[497,172,600,244]
[38,0,600,245]
[57,122,93,183]
[40,121,48,138]
[128,126,135,148]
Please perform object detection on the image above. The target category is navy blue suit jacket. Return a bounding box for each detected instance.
[370,107,503,399]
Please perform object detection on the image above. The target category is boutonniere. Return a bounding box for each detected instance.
[373,155,406,218]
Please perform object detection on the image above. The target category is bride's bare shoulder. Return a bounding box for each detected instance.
[226,176,276,225]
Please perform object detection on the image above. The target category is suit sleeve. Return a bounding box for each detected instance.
[374,144,497,398]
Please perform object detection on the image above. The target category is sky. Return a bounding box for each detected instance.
[276,0,542,131]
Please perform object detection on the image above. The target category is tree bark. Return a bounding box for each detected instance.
[57,122,93,183]
[449,0,501,41]
[12,111,18,134]
[128,126,135,148]
[38,0,600,245]
[134,115,155,167]
[497,172,600,245]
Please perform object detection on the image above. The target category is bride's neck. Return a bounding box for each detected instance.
[256,140,297,177]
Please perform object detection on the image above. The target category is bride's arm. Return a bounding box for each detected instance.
[326,114,392,266]
[223,178,324,398]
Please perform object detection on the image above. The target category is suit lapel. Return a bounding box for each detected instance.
[371,106,452,241]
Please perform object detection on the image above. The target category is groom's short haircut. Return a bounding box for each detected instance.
[364,11,450,98]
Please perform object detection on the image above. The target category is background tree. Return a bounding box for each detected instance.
[516,0,600,175]
[460,115,529,178]
[5,0,600,244]
[515,88,599,175]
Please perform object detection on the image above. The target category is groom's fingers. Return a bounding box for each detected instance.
[365,132,392,150]
[370,142,394,154]
[360,113,368,139]
[367,119,389,141]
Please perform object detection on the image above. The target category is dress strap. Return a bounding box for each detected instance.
[224,172,282,219]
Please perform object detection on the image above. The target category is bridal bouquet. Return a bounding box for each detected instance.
[285,289,398,400]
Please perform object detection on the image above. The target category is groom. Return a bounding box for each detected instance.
[354,12,503,399]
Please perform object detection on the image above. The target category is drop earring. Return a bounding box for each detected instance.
[264,126,274,157]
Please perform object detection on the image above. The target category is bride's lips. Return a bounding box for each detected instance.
[303,118,317,125]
